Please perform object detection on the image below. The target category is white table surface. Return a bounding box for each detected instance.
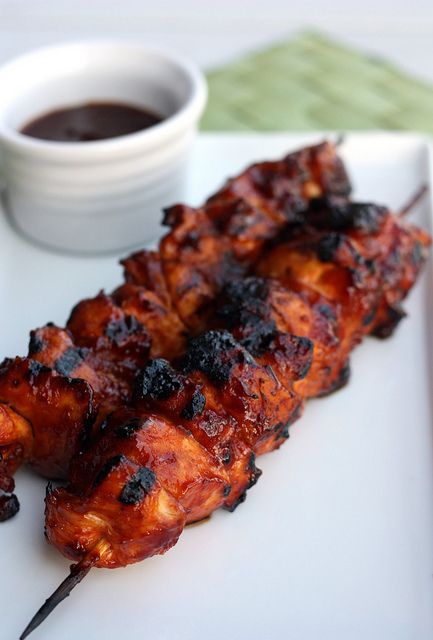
[1,0,433,83]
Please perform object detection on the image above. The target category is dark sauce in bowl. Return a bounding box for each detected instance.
[21,102,163,142]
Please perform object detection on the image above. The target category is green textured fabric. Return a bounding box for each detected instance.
[201,32,433,133]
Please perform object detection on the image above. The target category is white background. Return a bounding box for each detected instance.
[1,0,433,82]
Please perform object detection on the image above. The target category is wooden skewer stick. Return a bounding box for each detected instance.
[399,184,428,216]
[335,133,345,147]
[19,555,97,640]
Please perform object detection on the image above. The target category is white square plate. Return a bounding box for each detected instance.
[1,133,432,640]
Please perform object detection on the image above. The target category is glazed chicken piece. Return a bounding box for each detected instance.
[45,327,312,575]
[0,403,33,521]
[111,283,187,358]
[0,358,94,482]
[28,324,147,420]
[46,452,186,568]
[121,202,275,324]
[68,409,230,526]
[0,286,187,519]
[122,249,171,306]
[292,196,431,337]
[255,198,430,394]
[133,330,312,506]
[0,290,153,508]
[132,354,260,512]
[29,287,187,417]
[123,141,351,330]
[0,353,96,520]
[214,277,344,398]
[207,140,351,216]
[68,288,187,360]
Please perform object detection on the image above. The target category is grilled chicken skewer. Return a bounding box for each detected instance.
[22,199,430,637]
[0,140,350,520]
[21,328,312,639]
[0,139,428,635]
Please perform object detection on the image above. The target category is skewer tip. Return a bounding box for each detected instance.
[335,133,346,147]
[399,184,428,216]
[19,559,94,639]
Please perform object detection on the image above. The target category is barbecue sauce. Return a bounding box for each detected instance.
[21,102,162,142]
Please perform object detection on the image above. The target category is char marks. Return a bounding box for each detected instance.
[105,315,144,346]
[305,197,388,233]
[134,359,184,400]
[114,417,145,439]
[181,331,253,386]
[0,493,20,522]
[217,278,278,357]
[119,467,156,505]
[180,389,206,420]
[92,455,126,488]
[54,348,85,377]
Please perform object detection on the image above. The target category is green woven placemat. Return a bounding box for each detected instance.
[201,32,433,133]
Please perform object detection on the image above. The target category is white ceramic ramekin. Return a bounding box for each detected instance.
[0,41,207,253]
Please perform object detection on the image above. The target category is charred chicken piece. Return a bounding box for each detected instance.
[66,290,152,359]
[29,324,137,419]
[215,276,344,398]
[256,199,431,356]
[0,403,32,521]
[157,205,247,331]
[27,284,187,427]
[0,358,94,480]
[123,141,351,330]
[30,285,187,410]
[0,285,187,510]
[68,409,230,525]
[122,249,171,305]
[133,330,311,507]
[45,327,311,575]
[112,283,188,358]
[207,140,351,223]
[46,454,186,567]
[296,196,431,339]
[133,356,258,511]
[294,196,430,338]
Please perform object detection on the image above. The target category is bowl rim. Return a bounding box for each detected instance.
[0,40,207,159]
